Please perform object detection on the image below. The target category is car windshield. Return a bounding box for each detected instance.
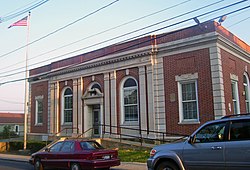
[80,141,104,150]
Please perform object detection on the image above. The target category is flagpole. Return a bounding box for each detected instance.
[24,12,31,150]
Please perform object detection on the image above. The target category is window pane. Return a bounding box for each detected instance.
[124,78,136,87]
[230,120,250,141]
[195,122,226,143]
[124,89,137,105]
[182,83,196,101]
[183,101,197,119]
[125,105,138,121]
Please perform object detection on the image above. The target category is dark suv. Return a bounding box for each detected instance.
[147,114,250,170]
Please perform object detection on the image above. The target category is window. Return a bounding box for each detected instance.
[62,88,73,124]
[195,122,226,143]
[91,83,102,92]
[50,142,63,152]
[243,74,250,112]
[178,81,199,123]
[230,120,250,141]
[231,81,240,114]
[121,77,138,123]
[35,99,43,124]
[60,141,74,152]
[14,125,19,134]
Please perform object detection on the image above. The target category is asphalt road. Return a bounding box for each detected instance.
[0,159,147,170]
[0,159,33,170]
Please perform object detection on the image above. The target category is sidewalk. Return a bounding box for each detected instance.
[0,153,147,170]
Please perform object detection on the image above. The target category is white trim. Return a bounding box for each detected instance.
[120,76,139,125]
[231,80,240,114]
[177,77,199,124]
[243,73,250,112]
[61,87,73,125]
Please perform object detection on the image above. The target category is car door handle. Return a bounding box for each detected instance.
[211,146,222,150]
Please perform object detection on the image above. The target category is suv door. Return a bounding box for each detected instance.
[183,122,227,170]
[225,119,250,169]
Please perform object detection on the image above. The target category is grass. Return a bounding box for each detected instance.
[118,148,151,163]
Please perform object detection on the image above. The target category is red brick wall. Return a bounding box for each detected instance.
[221,49,250,114]
[163,49,214,135]
[30,81,48,133]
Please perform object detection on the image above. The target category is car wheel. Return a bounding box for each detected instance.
[156,161,178,170]
[71,163,81,170]
[34,159,44,170]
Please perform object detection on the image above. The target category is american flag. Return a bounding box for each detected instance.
[8,16,28,29]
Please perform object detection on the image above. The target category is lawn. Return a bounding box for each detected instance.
[118,148,151,163]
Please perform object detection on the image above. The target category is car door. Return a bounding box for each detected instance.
[57,141,75,169]
[183,122,227,170]
[225,119,250,170]
[42,141,63,168]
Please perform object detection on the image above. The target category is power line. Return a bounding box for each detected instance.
[0,0,235,76]
[1,4,250,86]
[228,16,250,28]
[0,0,192,73]
[0,99,24,105]
[0,0,49,23]
[0,0,120,60]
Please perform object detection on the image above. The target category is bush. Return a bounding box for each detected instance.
[8,141,47,153]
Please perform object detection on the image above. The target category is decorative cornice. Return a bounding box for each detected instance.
[46,51,151,78]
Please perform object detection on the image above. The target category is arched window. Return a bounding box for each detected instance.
[121,77,138,123]
[62,88,73,124]
[91,83,102,92]
[244,73,250,112]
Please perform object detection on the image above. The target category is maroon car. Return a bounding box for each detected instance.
[29,139,120,170]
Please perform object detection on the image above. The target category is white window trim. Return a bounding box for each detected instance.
[61,87,73,125]
[177,78,199,124]
[120,76,139,125]
[231,80,240,114]
[243,73,250,112]
[35,95,43,125]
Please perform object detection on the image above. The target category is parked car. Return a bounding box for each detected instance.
[29,139,120,170]
[147,114,250,170]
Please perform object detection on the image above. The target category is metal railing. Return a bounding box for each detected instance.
[100,124,188,146]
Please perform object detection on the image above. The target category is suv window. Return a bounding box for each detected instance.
[195,122,226,143]
[50,142,63,152]
[230,120,250,141]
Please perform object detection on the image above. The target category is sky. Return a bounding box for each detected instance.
[0,0,249,113]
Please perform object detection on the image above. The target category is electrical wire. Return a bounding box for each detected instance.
[0,99,24,105]
[0,0,236,76]
[0,0,120,60]
[0,0,193,72]
[228,16,250,28]
[1,4,249,86]
[0,0,49,23]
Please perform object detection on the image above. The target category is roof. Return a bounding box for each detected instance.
[29,21,250,78]
[0,113,24,124]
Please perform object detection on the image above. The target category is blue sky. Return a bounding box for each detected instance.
[0,0,249,113]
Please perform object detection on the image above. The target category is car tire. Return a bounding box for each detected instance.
[34,159,44,170]
[71,163,81,170]
[156,161,178,170]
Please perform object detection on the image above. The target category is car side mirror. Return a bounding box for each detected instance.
[188,135,196,144]
[45,148,50,152]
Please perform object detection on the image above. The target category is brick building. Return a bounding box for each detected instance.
[0,113,24,136]
[28,21,250,140]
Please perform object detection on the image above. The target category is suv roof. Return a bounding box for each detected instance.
[221,113,250,119]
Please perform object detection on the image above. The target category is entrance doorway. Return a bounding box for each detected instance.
[93,105,100,137]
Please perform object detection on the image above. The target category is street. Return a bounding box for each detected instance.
[0,159,147,170]
[0,159,33,170]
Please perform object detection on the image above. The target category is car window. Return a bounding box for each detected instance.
[195,122,226,143]
[80,141,103,150]
[50,142,63,152]
[230,120,250,141]
[60,141,75,152]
